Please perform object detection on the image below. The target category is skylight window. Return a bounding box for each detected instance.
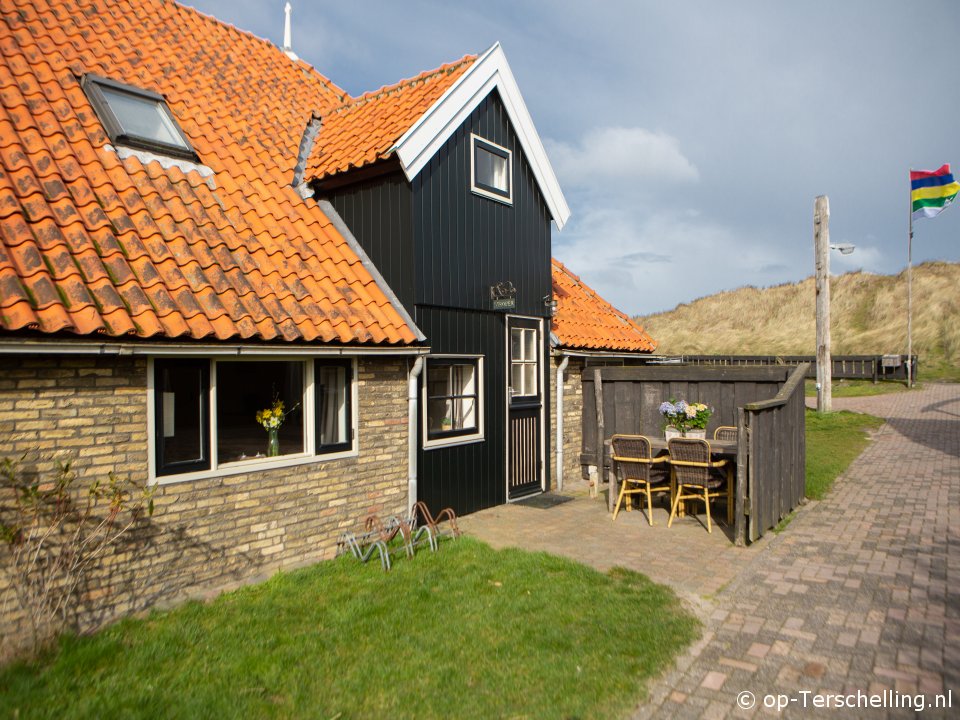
[82,74,196,160]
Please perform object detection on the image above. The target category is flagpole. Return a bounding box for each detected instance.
[907,169,913,387]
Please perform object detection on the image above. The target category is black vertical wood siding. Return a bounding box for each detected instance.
[325,172,415,309]
[412,90,552,317]
[322,89,555,517]
[415,307,507,513]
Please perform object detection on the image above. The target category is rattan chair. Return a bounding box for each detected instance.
[714,426,738,442]
[666,438,733,533]
[611,434,670,524]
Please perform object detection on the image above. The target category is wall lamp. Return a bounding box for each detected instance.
[543,294,558,317]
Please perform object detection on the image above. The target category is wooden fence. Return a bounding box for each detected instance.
[661,354,917,382]
[581,364,809,545]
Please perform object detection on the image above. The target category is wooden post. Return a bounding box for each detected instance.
[814,196,832,412]
[734,406,748,546]
[593,367,604,503]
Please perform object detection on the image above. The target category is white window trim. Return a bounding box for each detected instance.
[510,326,539,399]
[470,133,513,205]
[147,356,359,485]
[422,354,485,450]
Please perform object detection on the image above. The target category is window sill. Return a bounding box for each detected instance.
[151,448,358,486]
[423,432,485,450]
[470,186,513,206]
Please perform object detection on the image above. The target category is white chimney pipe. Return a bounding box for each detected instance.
[283,2,298,60]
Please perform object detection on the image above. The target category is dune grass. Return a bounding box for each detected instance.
[639,261,960,382]
[0,538,699,720]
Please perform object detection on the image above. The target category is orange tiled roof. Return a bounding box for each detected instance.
[0,0,418,344]
[552,259,657,353]
[306,56,476,181]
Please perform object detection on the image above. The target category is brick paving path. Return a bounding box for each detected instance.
[460,383,960,719]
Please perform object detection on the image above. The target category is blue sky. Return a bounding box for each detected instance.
[186,0,960,316]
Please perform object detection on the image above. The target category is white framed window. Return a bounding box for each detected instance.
[150,357,357,483]
[470,134,512,204]
[510,327,538,398]
[423,356,484,448]
[82,74,197,161]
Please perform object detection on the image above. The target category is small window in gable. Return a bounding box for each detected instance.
[471,134,512,204]
[82,74,197,160]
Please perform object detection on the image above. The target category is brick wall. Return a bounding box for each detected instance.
[0,354,409,658]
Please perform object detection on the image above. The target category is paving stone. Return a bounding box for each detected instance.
[461,383,960,719]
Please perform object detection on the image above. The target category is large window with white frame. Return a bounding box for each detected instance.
[152,357,356,479]
[471,134,512,203]
[423,356,484,446]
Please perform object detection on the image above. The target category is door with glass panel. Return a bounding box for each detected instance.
[507,317,542,499]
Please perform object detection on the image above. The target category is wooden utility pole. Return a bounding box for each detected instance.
[814,195,832,413]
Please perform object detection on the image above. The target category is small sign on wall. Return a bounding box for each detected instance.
[490,280,517,311]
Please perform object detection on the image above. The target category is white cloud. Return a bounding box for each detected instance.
[555,206,797,315]
[545,126,699,190]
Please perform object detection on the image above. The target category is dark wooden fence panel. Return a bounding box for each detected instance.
[671,354,917,382]
[582,364,807,545]
[581,365,791,467]
[743,364,808,542]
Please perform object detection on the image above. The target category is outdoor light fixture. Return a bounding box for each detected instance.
[830,243,856,255]
[542,294,558,317]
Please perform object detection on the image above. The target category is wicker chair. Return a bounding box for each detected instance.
[714,426,738,442]
[611,434,670,524]
[666,438,733,533]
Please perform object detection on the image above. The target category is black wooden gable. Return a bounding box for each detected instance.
[324,89,552,320]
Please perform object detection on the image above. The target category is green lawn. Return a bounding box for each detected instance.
[0,538,698,720]
[804,379,910,398]
[805,409,885,500]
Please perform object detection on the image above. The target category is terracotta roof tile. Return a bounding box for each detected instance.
[552,259,657,353]
[0,0,417,345]
[306,56,476,180]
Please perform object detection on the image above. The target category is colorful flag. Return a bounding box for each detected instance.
[911,165,960,221]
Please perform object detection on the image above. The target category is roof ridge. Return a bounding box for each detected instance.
[170,0,351,104]
[329,54,477,115]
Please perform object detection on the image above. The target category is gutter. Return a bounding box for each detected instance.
[555,354,570,491]
[0,340,430,357]
[550,348,658,360]
[407,357,425,515]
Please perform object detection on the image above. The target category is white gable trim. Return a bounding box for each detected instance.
[391,43,571,231]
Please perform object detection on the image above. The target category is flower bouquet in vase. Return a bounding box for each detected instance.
[255,396,297,457]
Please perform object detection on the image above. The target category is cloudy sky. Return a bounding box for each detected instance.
[187,0,960,316]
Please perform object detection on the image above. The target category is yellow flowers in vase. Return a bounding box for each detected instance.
[255,398,290,457]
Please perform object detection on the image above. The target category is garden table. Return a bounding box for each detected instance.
[606,437,739,518]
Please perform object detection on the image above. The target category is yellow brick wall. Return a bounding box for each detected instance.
[0,354,409,658]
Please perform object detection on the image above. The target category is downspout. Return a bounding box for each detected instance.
[407,357,425,515]
[555,354,570,491]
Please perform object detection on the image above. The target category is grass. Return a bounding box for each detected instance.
[0,538,699,720]
[803,379,911,398]
[804,409,885,501]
